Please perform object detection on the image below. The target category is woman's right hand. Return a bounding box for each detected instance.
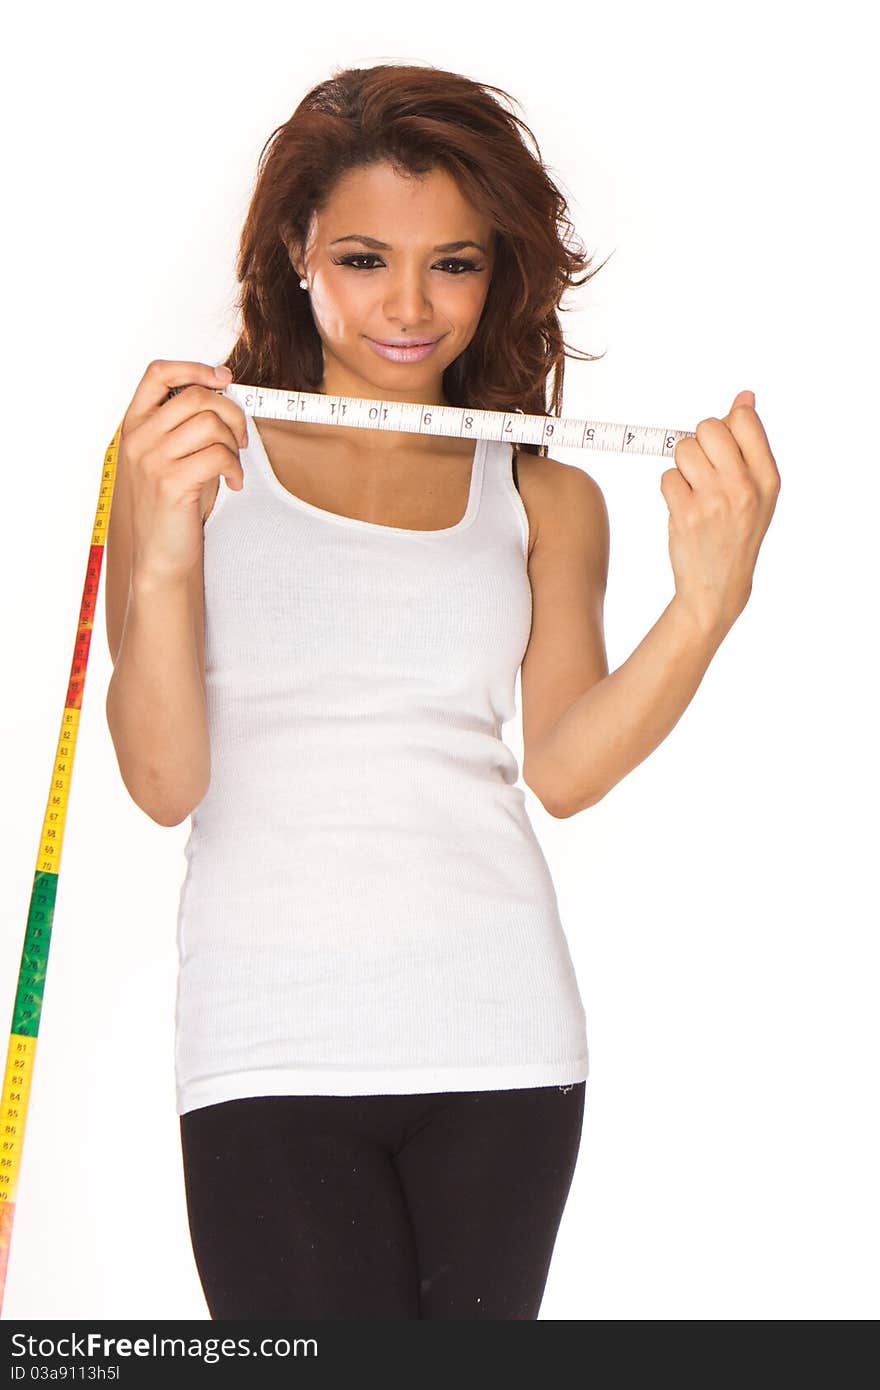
[120,359,248,583]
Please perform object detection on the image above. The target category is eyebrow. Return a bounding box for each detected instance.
[330,234,487,253]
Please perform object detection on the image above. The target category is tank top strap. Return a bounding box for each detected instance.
[471,436,529,557]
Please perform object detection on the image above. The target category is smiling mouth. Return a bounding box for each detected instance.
[369,336,443,346]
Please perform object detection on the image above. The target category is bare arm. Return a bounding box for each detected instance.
[528,596,723,816]
[105,568,210,827]
[102,359,244,826]
[523,396,779,817]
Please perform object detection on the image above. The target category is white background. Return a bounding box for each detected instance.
[0,0,876,1322]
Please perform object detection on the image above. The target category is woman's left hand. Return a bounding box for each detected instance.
[661,390,781,638]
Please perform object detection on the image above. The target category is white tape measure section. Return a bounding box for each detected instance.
[224,383,695,459]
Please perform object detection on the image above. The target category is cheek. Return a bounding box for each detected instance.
[311,273,367,337]
[459,278,491,325]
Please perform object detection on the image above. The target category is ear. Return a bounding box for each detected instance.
[279,225,304,279]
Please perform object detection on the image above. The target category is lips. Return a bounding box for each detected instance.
[365,336,445,363]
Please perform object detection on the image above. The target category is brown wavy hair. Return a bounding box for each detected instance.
[221,62,610,456]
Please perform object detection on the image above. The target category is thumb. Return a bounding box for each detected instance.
[729,389,756,414]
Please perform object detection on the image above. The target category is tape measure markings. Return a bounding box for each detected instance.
[221,385,695,458]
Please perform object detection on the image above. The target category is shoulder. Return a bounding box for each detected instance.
[515,450,609,570]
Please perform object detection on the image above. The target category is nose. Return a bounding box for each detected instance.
[382,268,434,328]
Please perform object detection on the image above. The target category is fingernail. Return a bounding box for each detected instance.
[215,365,232,381]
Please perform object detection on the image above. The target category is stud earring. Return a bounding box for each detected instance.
[299,278,308,289]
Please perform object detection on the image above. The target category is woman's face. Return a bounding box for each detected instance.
[293,161,496,406]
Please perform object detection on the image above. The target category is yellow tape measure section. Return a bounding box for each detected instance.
[0,1034,38,1207]
[38,705,81,874]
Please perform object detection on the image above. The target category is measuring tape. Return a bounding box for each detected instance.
[221,384,695,457]
[0,384,694,1312]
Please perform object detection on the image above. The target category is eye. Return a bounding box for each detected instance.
[334,253,483,274]
[436,258,483,274]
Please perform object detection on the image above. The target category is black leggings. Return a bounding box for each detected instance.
[179,1082,586,1319]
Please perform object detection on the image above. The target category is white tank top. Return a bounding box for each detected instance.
[173,418,589,1115]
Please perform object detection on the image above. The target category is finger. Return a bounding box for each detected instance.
[157,383,249,451]
[660,465,693,514]
[162,413,244,470]
[672,435,715,492]
[129,359,233,421]
[693,416,752,488]
[723,403,781,493]
[152,439,245,503]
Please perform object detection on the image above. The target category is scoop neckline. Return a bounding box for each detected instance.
[247,417,486,537]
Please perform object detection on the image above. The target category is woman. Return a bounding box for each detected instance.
[104,63,780,1319]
